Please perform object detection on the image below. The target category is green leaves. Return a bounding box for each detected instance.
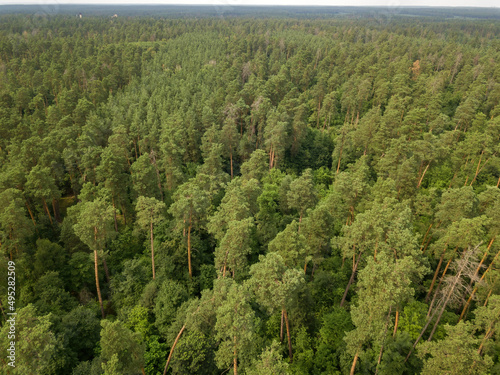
[249,252,305,313]
[417,322,493,375]
[72,197,116,252]
[0,304,58,375]
[100,319,145,375]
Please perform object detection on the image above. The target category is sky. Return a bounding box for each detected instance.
[0,0,498,7]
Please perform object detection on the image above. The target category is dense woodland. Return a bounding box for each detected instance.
[0,9,499,375]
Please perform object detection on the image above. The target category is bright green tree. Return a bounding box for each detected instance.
[169,176,210,278]
[215,280,256,375]
[135,196,166,280]
[249,252,305,362]
[0,304,58,375]
[72,197,116,318]
[100,319,145,375]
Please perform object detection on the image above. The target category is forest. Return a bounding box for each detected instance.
[0,7,499,375]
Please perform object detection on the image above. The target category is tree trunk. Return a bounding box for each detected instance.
[112,198,118,232]
[151,217,155,280]
[459,248,500,321]
[405,305,439,362]
[417,161,431,188]
[280,309,284,343]
[408,246,477,361]
[427,255,471,342]
[484,288,493,306]
[426,246,446,302]
[102,256,111,285]
[478,325,495,356]
[470,152,495,186]
[150,150,164,201]
[25,201,38,231]
[393,309,399,337]
[94,249,105,319]
[42,198,53,225]
[420,223,433,250]
[336,136,345,174]
[350,348,360,375]
[435,247,457,291]
[375,307,392,375]
[187,212,193,279]
[230,151,233,180]
[0,299,7,322]
[121,203,127,225]
[233,336,238,375]
[284,308,293,362]
[470,150,484,186]
[470,237,495,285]
[341,253,361,307]
[427,282,441,319]
[52,198,61,223]
[163,325,186,375]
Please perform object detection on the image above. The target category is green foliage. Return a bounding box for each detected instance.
[0,12,499,374]
[99,320,145,375]
[417,322,493,375]
[247,340,289,375]
[169,329,216,375]
[0,304,58,375]
[154,279,189,337]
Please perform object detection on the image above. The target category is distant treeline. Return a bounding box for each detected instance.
[1,4,500,20]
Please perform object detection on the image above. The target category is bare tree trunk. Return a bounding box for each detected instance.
[42,198,53,225]
[408,246,478,361]
[426,246,447,302]
[393,309,399,337]
[188,212,193,279]
[478,325,495,356]
[470,152,495,186]
[405,304,440,362]
[52,198,61,223]
[112,198,118,232]
[230,152,233,180]
[459,248,500,321]
[94,249,105,319]
[150,150,164,201]
[102,256,111,285]
[163,325,186,375]
[336,136,345,174]
[484,288,493,306]
[121,203,127,226]
[420,223,433,250]
[151,217,155,280]
[284,308,293,362]
[25,201,38,232]
[427,282,441,319]
[350,348,360,375]
[417,162,431,188]
[341,253,361,307]
[0,299,7,322]
[470,237,495,285]
[280,309,284,342]
[233,336,238,375]
[434,246,458,293]
[427,254,472,342]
